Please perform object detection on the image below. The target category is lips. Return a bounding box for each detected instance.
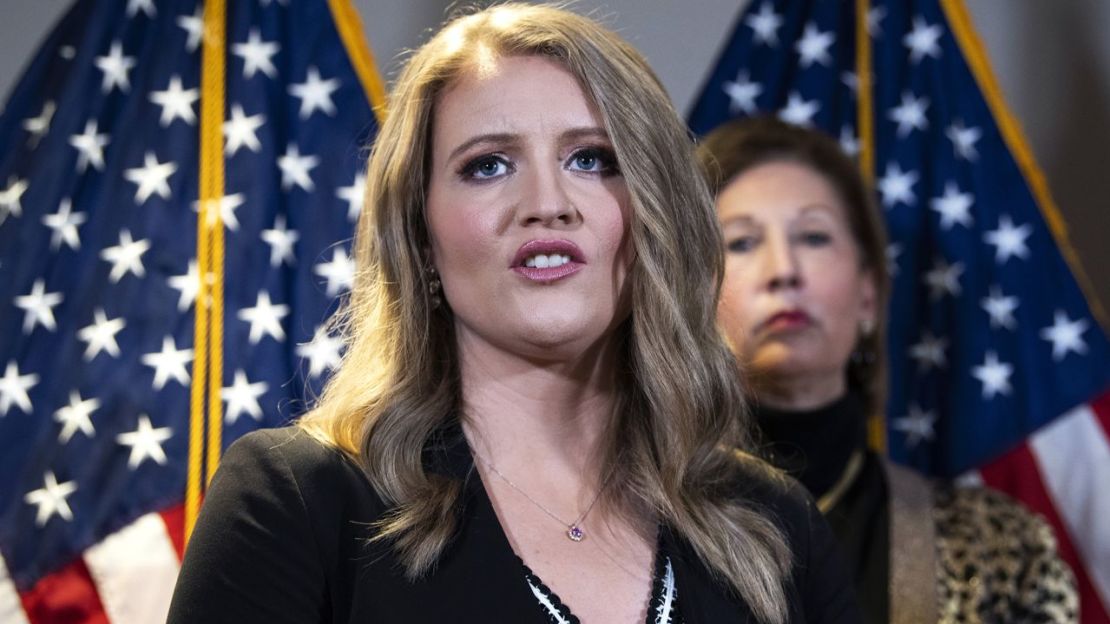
[511,239,586,283]
[760,308,813,332]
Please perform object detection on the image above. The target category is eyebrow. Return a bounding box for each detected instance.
[445,126,611,163]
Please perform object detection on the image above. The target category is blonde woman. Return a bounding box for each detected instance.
[699,116,1077,623]
[168,6,860,623]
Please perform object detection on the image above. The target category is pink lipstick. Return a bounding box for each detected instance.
[511,239,585,283]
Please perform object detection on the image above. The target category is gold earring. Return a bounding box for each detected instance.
[428,267,442,309]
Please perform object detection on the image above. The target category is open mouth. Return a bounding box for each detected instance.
[511,239,585,282]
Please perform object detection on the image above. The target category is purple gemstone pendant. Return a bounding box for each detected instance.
[567,525,585,542]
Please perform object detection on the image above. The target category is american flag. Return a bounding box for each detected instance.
[0,0,381,621]
[688,0,1110,620]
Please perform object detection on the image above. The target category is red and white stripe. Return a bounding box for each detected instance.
[977,390,1110,624]
[4,505,183,624]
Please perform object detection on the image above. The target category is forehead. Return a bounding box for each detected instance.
[432,55,602,139]
[716,159,848,224]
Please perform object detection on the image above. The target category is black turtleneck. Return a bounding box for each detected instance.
[753,392,890,624]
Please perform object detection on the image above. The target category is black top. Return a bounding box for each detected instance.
[754,394,889,624]
[168,425,862,623]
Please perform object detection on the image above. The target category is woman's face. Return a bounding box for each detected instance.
[716,160,876,399]
[425,55,632,362]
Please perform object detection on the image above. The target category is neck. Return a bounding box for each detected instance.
[456,327,619,482]
[754,371,847,411]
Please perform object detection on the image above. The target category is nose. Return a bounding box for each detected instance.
[761,233,802,291]
[517,164,579,228]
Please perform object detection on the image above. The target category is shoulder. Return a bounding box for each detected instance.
[932,483,1054,547]
[218,426,387,521]
[931,484,1078,622]
[727,449,813,528]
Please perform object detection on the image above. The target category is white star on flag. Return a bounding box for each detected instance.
[984,215,1032,264]
[238,291,290,344]
[55,391,99,443]
[839,126,859,157]
[981,286,1019,330]
[888,91,929,137]
[972,351,1013,399]
[278,144,320,192]
[193,193,246,232]
[925,257,963,300]
[116,415,173,469]
[723,71,762,115]
[168,259,201,312]
[222,370,269,425]
[224,104,265,156]
[745,2,783,46]
[1,176,29,222]
[261,214,299,267]
[69,120,110,173]
[126,0,156,18]
[297,325,344,379]
[77,308,126,360]
[176,6,204,52]
[877,162,918,208]
[840,71,860,95]
[336,174,366,222]
[946,120,981,161]
[903,16,943,63]
[909,332,947,371]
[94,41,136,93]
[866,6,886,37]
[42,199,86,251]
[795,23,834,68]
[315,247,355,297]
[100,229,151,282]
[23,471,77,526]
[141,336,194,390]
[0,361,39,416]
[21,100,55,148]
[930,182,974,230]
[14,278,63,334]
[778,91,819,127]
[233,28,280,79]
[149,75,198,126]
[124,151,178,204]
[289,66,341,119]
[892,404,936,447]
[1040,310,1089,361]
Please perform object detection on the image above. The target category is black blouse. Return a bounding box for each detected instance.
[167,425,862,623]
[754,393,889,624]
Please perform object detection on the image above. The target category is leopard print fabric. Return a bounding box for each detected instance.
[933,486,1078,623]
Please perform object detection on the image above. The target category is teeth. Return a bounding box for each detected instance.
[523,254,571,268]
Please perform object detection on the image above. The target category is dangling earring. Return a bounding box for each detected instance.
[851,319,876,367]
[427,266,442,309]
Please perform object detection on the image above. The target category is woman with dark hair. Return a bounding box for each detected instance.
[167,6,860,623]
[698,115,1077,623]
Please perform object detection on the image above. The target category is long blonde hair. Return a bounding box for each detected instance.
[298,5,791,622]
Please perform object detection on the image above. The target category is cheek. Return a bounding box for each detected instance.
[718,264,757,347]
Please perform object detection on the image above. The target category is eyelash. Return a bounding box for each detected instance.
[455,146,621,182]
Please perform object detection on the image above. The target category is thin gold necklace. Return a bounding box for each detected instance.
[474,452,608,542]
[816,450,864,513]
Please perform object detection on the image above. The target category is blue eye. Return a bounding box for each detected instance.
[727,236,758,253]
[460,155,512,180]
[567,147,619,175]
